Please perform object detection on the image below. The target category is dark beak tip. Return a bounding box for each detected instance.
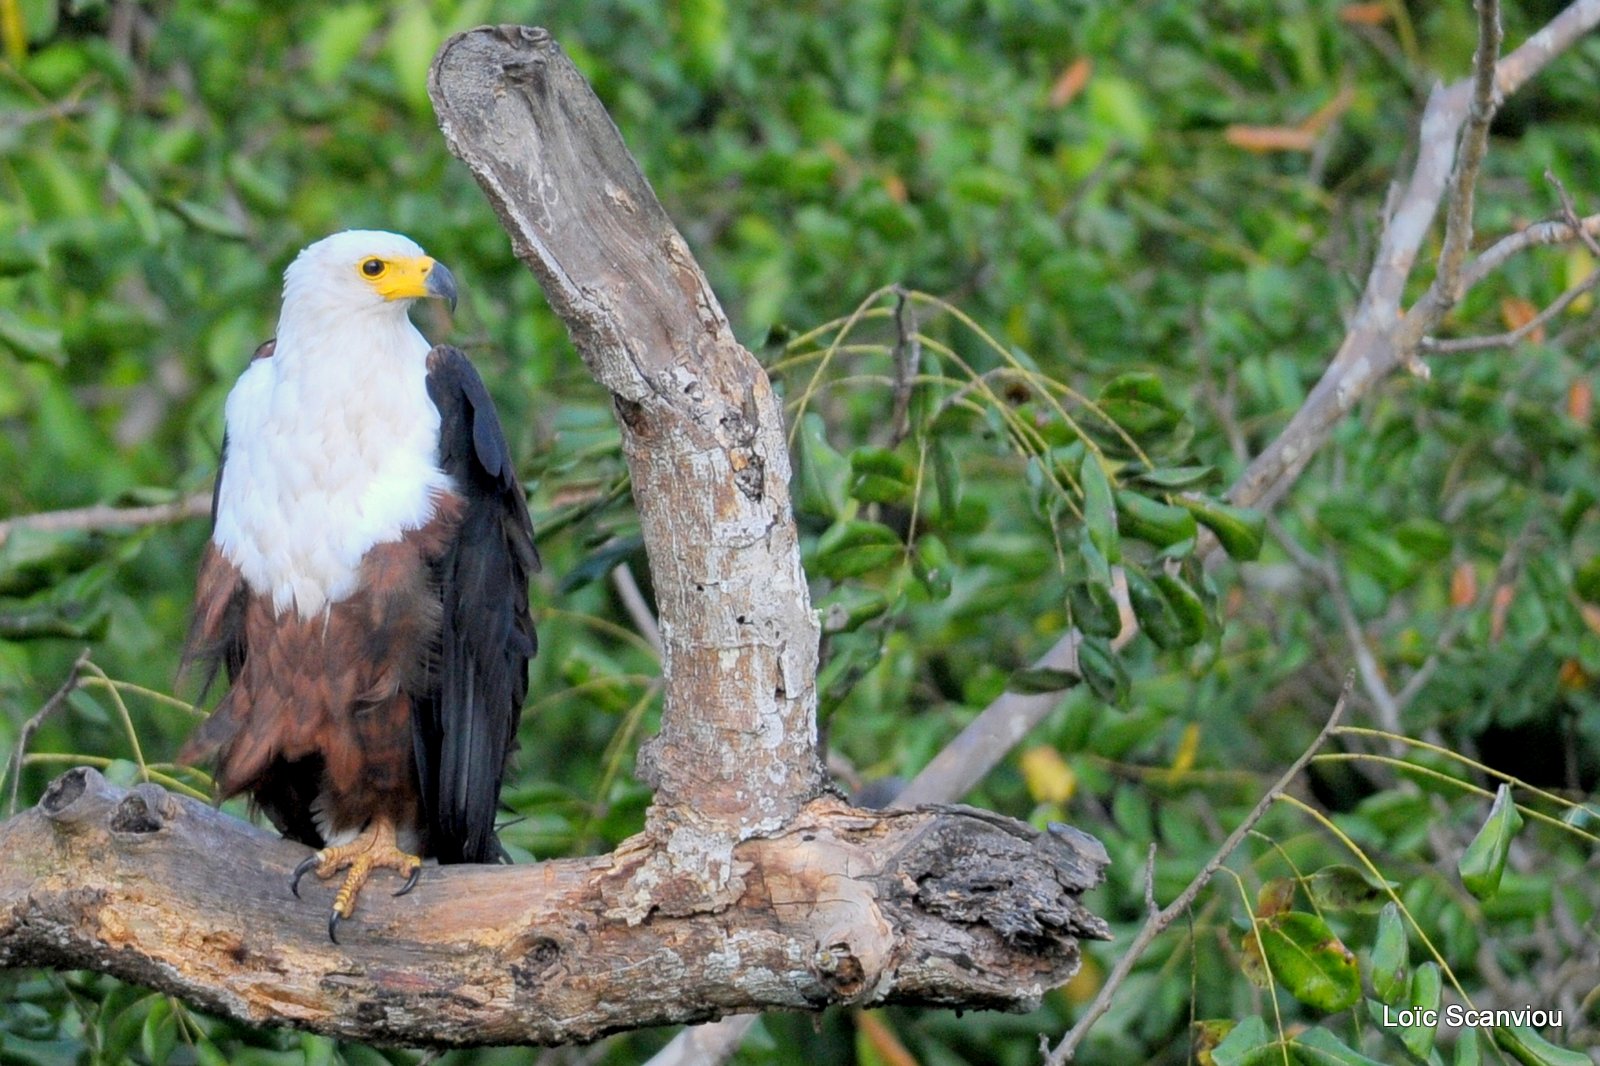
[426,262,459,314]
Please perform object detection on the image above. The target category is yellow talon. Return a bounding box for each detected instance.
[287,819,421,941]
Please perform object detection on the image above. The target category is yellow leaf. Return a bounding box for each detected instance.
[1499,295,1542,341]
[1567,246,1595,315]
[1060,950,1102,1006]
[1170,722,1200,775]
[1020,745,1076,805]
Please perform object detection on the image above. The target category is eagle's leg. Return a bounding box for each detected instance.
[289,818,422,942]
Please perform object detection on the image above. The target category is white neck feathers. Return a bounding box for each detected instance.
[211,306,450,618]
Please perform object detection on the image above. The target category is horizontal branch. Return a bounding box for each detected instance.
[1455,212,1600,293]
[0,493,210,549]
[1424,262,1600,353]
[0,769,1109,1047]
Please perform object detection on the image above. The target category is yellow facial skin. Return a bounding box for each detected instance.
[356,255,458,310]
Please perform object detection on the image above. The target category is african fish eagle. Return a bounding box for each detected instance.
[181,230,538,941]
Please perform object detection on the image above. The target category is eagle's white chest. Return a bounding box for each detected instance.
[212,317,450,618]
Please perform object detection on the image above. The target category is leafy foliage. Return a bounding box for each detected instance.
[3,1,1599,1064]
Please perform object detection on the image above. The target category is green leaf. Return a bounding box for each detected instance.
[165,198,248,240]
[1179,495,1265,561]
[139,997,173,1066]
[1096,371,1183,438]
[1369,902,1408,1003]
[1256,912,1361,1013]
[1290,1026,1390,1066]
[932,438,962,520]
[1115,489,1197,547]
[0,311,64,365]
[382,0,438,114]
[1211,1016,1276,1066]
[1068,579,1121,638]
[1492,1022,1591,1065]
[1133,464,1217,490]
[1079,451,1119,563]
[1077,634,1128,706]
[812,520,901,580]
[1153,572,1208,644]
[307,3,382,85]
[107,165,161,246]
[794,413,850,519]
[912,534,952,599]
[1124,566,1186,649]
[1304,865,1395,914]
[1456,1028,1481,1066]
[0,231,48,277]
[1007,666,1079,695]
[1576,555,1600,605]
[1400,962,1440,1060]
[1459,783,1524,900]
[1393,518,1452,562]
[849,446,914,506]
[817,587,890,633]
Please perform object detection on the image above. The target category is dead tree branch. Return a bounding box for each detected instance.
[0,25,1109,1047]
[0,767,1108,1046]
[1226,0,1600,519]
[1040,682,1352,1066]
[0,493,210,550]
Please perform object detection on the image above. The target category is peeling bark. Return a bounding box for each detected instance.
[0,768,1108,1046]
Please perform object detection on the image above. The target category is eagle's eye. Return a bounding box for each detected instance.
[361,258,386,278]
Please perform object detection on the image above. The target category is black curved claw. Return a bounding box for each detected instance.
[290,854,320,899]
[328,909,343,944]
[393,866,422,897]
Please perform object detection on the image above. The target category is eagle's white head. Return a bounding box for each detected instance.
[217,228,458,617]
[279,229,458,330]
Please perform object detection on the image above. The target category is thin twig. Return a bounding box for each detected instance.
[1424,263,1600,353]
[5,648,91,816]
[1456,212,1600,292]
[609,563,663,654]
[0,493,211,549]
[1041,680,1351,1065]
[1546,170,1600,257]
[1434,0,1503,307]
[887,285,920,447]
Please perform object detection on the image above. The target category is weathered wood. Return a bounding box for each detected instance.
[0,768,1109,1046]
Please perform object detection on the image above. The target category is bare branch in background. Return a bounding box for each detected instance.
[0,493,210,549]
[1042,683,1352,1065]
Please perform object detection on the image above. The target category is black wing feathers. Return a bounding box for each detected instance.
[417,345,538,864]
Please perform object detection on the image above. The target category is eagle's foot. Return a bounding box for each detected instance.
[288,819,421,943]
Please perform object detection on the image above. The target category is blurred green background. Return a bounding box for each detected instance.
[3,1,1599,1063]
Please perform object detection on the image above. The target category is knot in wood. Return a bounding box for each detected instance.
[111,785,176,836]
[509,936,562,992]
[40,768,89,817]
[811,941,866,998]
[39,766,120,831]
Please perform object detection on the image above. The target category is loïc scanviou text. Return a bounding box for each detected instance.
[1381,1005,1563,1029]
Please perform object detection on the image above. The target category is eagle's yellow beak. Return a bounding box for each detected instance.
[369,256,458,312]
